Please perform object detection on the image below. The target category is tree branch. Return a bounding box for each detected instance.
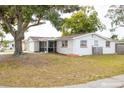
[3,19,15,37]
[27,21,45,29]
[22,16,44,31]
[22,21,30,32]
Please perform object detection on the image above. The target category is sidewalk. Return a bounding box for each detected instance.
[64,74,124,88]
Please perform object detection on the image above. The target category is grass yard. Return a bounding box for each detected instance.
[0,53,124,87]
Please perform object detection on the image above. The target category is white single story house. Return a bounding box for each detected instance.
[7,41,15,50]
[25,37,58,53]
[25,33,117,56]
[57,33,116,56]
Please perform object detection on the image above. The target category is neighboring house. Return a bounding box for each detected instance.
[8,41,15,50]
[25,33,117,56]
[115,42,124,54]
[7,40,26,51]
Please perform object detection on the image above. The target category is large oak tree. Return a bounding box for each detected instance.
[0,5,79,55]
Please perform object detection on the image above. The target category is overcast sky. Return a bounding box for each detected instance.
[4,5,124,40]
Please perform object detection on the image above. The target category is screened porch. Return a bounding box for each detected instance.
[39,40,57,53]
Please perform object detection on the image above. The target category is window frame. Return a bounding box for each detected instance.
[61,40,68,48]
[80,40,87,48]
[106,41,110,47]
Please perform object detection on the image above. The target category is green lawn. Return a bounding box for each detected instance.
[0,53,124,87]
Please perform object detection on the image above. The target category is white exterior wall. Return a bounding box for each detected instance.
[57,40,73,54]
[34,41,39,52]
[26,38,33,52]
[103,42,115,54]
[92,35,115,54]
[57,34,116,56]
[27,41,39,52]
[73,35,93,56]
[28,41,35,52]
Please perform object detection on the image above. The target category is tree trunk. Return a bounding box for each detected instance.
[14,38,22,56]
[14,31,23,56]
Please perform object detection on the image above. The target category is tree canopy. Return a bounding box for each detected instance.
[0,31,5,44]
[0,5,80,55]
[61,6,105,36]
[111,34,118,40]
[0,31,4,37]
[0,5,79,35]
[106,5,124,31]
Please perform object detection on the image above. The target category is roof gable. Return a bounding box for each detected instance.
[58,33,116,42]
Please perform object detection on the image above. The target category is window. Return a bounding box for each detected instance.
[62,40,68,48]
[80,40,87,48]
[94,40,98,47]
[106,41,110,47]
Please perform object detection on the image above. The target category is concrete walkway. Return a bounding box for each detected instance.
[64,74,124,88]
